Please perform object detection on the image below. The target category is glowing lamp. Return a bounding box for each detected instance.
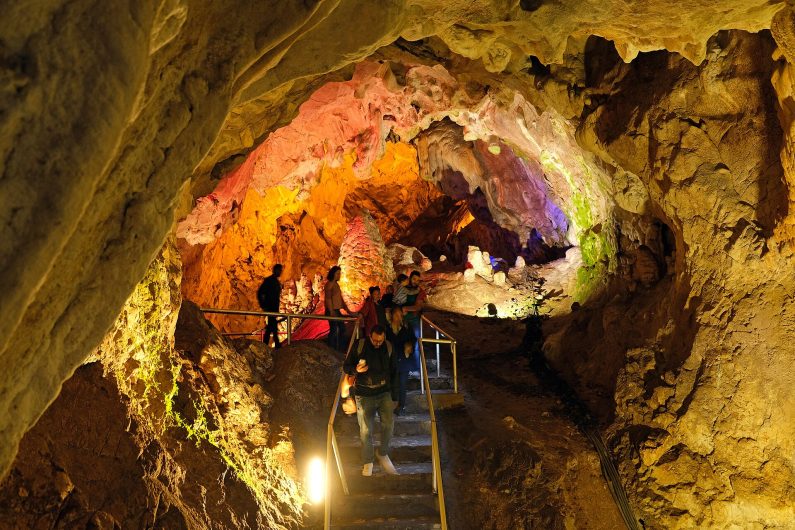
[307,457,325,504]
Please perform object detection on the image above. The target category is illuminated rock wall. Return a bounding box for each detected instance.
[3,4,795,530]
[182,142,439,332]
[90,240,312,528]
[545,31,795,528]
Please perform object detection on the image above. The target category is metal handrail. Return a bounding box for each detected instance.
[200,307,358,346]
[324,326,359,530]
[420,315,458,394]
[420,315,456,340]
[419,337,449,530]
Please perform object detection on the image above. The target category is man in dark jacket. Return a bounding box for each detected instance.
[343,325,399,477]
[257,264,283,348]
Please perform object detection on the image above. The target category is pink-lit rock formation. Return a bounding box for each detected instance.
[177,62,462,246]
[338,212,395,309]
[177,61,604,257]
[414,120,570,245]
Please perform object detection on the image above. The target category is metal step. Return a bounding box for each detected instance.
[330,514,442,530]
[407,375,452,391]
[342,462,433,494]
[406,389,464,410]
[336,434,432,462]
[332,492,438,519]
[335,412,431,437]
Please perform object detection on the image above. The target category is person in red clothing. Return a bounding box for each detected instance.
[359,286,387,337]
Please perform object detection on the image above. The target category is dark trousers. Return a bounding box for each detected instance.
[408,318,421,357]
[326,309,345,350]
[355,391,394,464]
[263,316,281,348]
[397,370,409,409]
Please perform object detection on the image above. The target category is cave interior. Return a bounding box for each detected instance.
[2,2,795,529]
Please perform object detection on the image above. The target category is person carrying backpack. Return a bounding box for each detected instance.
[385,307,416,416]
[359,286,387,336]
[401,270,427,362]
[343,325,399,477]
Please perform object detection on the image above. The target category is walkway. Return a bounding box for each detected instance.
[329,355,459,529]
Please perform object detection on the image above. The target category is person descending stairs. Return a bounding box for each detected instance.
[328,320,460,529]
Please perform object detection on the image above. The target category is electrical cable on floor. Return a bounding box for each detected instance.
[526,349,643,530]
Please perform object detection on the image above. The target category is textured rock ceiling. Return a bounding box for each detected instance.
[4,2,795,528]
[177,61,591,248]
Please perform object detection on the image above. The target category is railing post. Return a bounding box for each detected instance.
[419,317,424,395]
[286,315,291,345]
[452,340,458,394]
[435,329,440,378]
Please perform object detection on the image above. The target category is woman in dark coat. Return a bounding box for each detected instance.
[385,307,417,415]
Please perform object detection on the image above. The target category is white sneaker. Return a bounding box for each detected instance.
[377,453,399,475]
[361,463,373,477]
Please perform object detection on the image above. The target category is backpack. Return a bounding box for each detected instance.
[356,337,392,357]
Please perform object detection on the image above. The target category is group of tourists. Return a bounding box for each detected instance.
[257,264,428,477]
[339,270,427,477]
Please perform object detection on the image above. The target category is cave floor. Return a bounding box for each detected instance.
[423,311,625,529]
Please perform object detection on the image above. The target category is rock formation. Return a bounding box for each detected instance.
[337,211,395,309]
[544,31,795,528]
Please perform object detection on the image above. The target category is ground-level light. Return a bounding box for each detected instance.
[307,457,325,504]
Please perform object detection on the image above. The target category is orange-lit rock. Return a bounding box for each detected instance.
[181,142,438,332]
[344,141,444,244]
[338,212,395,309]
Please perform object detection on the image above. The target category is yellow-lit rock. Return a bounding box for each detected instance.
[182,142,438,331]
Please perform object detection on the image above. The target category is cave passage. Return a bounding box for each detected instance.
[8,5,795,529]
[177,62,605,330]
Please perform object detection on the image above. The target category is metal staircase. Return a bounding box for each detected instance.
[325,316,459,530]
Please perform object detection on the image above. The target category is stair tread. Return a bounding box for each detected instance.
[336,492,437,502]
[344,461,433,476]
[406,388,457,395]
[337,412,431,423]
[337,434,432,448]
[332,492,439,517]
[332,514,441,525]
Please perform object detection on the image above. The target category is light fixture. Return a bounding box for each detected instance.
[307,457,325,504]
